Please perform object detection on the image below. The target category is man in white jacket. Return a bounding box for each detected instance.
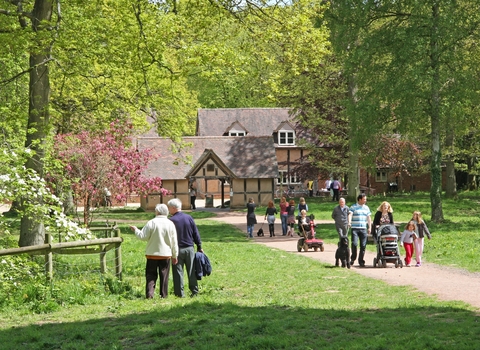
[130,204,178,299]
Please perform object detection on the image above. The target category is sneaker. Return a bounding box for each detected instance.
[350,261,355,266]
[359,263,365,267]
[406,264,411,267]
[415,263,421,267]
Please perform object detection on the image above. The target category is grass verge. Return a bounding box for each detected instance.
[1,217,480,349]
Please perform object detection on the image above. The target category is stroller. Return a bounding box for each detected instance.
[373,224,403,268]
[296,214,324,252]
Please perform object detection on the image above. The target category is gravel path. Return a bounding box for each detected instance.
[210,212,480,310]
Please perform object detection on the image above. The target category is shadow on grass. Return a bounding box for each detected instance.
[2,302,479,349]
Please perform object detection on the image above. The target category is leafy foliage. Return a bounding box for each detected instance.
[362,134,424,177]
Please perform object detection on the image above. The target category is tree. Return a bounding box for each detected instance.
[50,121,166,226]
[1,0,202,245]
[362,134,424,192]
[327,0,480,222]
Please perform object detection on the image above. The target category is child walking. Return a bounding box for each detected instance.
[400,221,417,267]
[411,211,432,267]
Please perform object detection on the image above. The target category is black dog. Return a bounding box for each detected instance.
[257,228,264,237]
[335,236,351,269]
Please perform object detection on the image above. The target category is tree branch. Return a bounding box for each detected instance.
[0,57,54,86]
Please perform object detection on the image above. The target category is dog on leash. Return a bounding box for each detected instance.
[257,227,264,237]
[335,236,351,269]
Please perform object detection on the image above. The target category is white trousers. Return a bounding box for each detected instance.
[414,237,424,264]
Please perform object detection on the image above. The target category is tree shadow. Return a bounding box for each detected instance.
[2,302,479,349]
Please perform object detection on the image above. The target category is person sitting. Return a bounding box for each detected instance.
[297,209,313,239]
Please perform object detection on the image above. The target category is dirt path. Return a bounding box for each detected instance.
[210,212,480,310]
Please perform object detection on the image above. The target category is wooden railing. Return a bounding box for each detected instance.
[0,225,123,280]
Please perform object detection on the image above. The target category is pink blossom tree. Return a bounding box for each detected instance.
[51,120,167,225]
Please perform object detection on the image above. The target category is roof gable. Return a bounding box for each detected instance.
[186,149,236,179]
[224,121,249,136]
[274,121,295,132]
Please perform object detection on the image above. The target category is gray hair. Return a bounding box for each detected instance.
[167,198,182,210]
[155,203,169,216]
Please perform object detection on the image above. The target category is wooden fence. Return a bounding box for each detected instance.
[0,225,123,280]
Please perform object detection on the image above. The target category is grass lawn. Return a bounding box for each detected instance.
[1,193,480,349]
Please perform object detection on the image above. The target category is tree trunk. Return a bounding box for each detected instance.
[347,148,360,202]
[429,1,444,223]
[63,190,75,216]
[347,74,360,202]
[445,128,456,198]
[19,0,54,247]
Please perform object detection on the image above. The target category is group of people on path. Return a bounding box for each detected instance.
[129,198,204,299]
[246,196,311,238]
[332,194,432,267]
[247,193,432,268]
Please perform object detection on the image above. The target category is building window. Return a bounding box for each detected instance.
[376,171,387,182]
[229,132,245,136]
[278,131,295,145]
[277,170,300,184]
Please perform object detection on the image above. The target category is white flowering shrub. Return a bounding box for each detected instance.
[0,148,92,242]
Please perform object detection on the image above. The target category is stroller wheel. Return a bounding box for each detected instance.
[395,260,399,268]
[373,257,377,268]
[382,259,387,268]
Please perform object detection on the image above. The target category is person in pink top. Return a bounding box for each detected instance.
[279,196,289,236]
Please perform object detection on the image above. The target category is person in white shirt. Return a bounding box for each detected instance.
[130,204,178,298]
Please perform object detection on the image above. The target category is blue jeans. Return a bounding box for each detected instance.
[350,228,367,265]
[281,214,288,235]
[247,224,254,237]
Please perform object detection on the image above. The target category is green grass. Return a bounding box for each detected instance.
[1,194,480,349]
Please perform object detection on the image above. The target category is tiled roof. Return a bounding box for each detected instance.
[137,136,278,180]
[196,108,295,136]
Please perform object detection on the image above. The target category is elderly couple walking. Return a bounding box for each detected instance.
[130,198,203,299]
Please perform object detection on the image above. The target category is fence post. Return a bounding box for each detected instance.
[45,233,52,281]
[100,245,106,273]
[114,227,122,280]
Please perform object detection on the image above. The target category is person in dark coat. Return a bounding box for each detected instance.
[372,201,394,239]
[246,197,257,238]
[168,198,203,298]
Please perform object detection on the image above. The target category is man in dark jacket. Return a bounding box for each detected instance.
[168,198,203,297]
[332,197,349,240]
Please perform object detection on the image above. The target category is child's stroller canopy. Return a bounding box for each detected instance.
[378,224,398,236]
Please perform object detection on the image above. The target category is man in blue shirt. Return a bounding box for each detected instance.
[348,193,372,267]
[168,198,203,297]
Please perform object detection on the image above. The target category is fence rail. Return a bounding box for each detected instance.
[0,225,123,280]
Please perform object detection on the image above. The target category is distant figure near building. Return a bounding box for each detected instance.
[189,184,197,210]
[104,187,112,207]
[308,180,314,197]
